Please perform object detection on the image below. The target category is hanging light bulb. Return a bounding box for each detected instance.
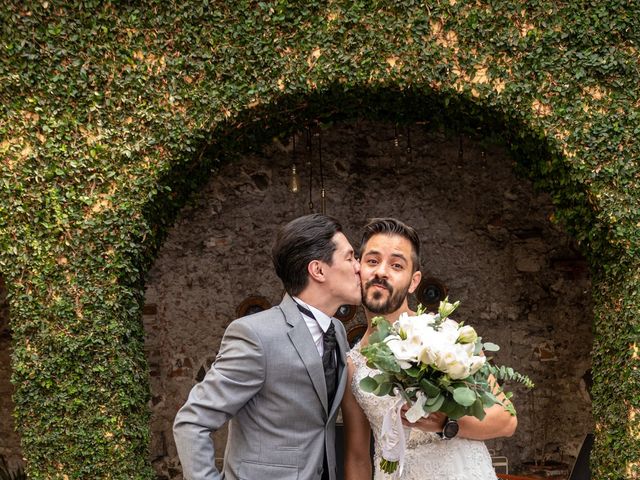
[289,164,300,193]
[289,134,300,193]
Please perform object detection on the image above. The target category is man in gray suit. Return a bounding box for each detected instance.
[174,214,362,480]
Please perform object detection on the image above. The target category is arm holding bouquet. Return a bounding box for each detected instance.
[451,372,518,439]
[398,333,518,440]
[401,373,518,440]
[360,298,534,473]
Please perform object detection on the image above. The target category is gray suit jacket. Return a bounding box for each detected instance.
[173,294,349,480]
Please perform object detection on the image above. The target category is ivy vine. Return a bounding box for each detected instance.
[0,1,638,478]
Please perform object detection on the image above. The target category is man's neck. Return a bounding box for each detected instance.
[363,302,414,324]
[295,291,337,319]
[360,301,414,347]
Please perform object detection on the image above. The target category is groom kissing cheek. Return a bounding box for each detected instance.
[174,213,361,480]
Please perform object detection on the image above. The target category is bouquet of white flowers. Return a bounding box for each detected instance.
[360,298,534,475]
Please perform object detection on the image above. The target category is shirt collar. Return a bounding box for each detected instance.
[293,296,333,332]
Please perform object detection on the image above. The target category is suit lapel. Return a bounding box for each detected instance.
[281,295,329,414]
[328,319,350,418]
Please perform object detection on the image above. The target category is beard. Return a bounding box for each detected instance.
[362,277,411,315]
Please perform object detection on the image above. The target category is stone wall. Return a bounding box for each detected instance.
[0,277,23,472]
[144,119,593,478]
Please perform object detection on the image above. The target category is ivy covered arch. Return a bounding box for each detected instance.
[0,1,637,479]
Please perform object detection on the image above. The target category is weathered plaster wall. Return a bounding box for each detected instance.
[144,120,593,478]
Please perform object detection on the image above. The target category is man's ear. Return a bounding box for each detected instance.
[408,270,422,294]
[307,260,326,283]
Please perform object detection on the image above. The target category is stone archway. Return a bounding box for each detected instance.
[144,118,593,479]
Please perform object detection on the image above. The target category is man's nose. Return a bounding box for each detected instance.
[374,262,389,277]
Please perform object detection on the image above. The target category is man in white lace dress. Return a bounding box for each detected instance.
[341,218,517,480]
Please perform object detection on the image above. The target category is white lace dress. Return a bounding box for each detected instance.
[348,345,498,480]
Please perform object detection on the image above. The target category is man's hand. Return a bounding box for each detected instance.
[400,405,446,432]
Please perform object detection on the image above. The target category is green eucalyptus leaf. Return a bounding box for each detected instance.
[375,382,394,397]
[482,342,500,352]
[369,316,392,343]
[480,390,500,407]
[470,398,486,421]
[424,394,445,412]
[439,398,467,420]
[373,373,391,384]
[361,343,401,373]
[419,378,441,397]
[360,376,379,393]
[453,387,477,407]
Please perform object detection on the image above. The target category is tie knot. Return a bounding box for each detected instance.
[324,322,337,350]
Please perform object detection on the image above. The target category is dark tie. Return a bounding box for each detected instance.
[322,322,337,405]
[296,303,338,405]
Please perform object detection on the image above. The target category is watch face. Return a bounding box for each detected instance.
[443,420,459,438]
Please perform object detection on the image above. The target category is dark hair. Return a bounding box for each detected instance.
[360,218,420,272]
[272,214,343,296]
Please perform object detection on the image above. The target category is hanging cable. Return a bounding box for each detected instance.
[319,127,326,214]
[306,126,314,212]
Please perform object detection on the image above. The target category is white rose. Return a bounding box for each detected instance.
[446,360,470,380]
[438,299,460,318]
[396,313,433,338]
[385,336,419,368]
[434,349,458,373]
[457,325,478,344]
[434,343,480,379]
[419,330,449,366]
[412,312,438,325]
[439,319,461,344]
[418,344,438,366]
[468,355,486,375]
[459,342,476,356]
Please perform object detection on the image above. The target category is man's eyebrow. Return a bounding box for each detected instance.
[362,249,407,262]
[390,252,408,262]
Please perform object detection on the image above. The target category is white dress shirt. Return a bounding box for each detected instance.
[293,296,333,357]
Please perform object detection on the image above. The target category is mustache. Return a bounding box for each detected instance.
[364,278,393,292]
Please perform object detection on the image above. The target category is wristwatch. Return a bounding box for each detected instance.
[438,418,459,440]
